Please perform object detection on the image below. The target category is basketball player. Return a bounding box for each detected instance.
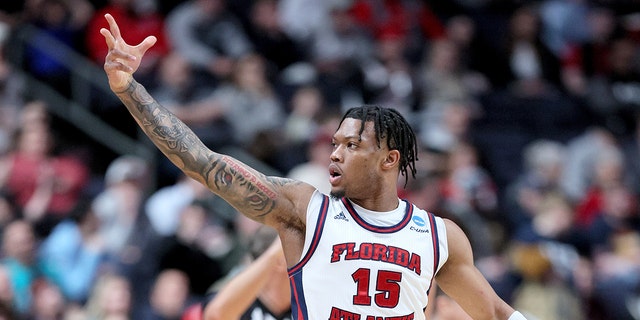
[100,13,528,320]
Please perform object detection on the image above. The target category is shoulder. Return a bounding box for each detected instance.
[440,218,474,263]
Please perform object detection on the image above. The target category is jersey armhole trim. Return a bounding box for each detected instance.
[288,194,329,275]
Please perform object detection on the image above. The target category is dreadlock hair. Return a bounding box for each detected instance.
[340,105,419,187]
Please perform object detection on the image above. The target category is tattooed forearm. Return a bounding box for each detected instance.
[116,80,211,174]
[115,80,303,221]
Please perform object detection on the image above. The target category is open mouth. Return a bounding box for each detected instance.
[329,165,342,184]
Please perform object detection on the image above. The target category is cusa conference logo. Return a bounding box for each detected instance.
[412,215,425,226]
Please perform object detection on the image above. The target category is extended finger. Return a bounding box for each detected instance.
[104,13,122,41]
[100,28,115,49]
[136,36,158,55]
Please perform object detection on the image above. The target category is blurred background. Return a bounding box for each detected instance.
[0,0,639,319]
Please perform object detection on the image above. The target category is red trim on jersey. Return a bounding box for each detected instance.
[426,212,440,293]
[288,195,330,275]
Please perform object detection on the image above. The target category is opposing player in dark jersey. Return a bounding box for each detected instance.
[100,13,529,320]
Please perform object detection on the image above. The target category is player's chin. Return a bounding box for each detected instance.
[330,188,346,200]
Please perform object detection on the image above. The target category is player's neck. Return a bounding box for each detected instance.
[348,195,400,213]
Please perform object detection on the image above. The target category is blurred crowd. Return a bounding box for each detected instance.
[0,0,638,319]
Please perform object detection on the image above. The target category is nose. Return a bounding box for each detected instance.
[330,146,342,162]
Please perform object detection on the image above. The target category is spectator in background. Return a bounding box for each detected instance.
[574,143,626,227]
[165,0,252,82]
[245,0,307,77]
[208,54,286,167]
[0,28,25,155]
[560,6,619,97]
[444,14,503,90]
[0,102,89,237]
[278,0,333,45]
[508,193,586,320]
[27,278,67,320]
[145,174,216,237]
[92,155,151,264]
[440,142,498,259]
[348,0,446,59]
[20,0,93,97]
[504,139,567,230]
[0,192,18,242]
[418,99,477,153]
[287,131,333,195]
[38,197,105,304]
[360,25,419,118]
[1,220,58,316]
[580,184,640,320]
[149,52,234,185]
[150,52,233,151]
[561,127,618,205]
[586,35,640,136]
[85,0,169,86]
[418,39,485,114]
[0,261,15,319]
[622,114,640,197]
[138,269,192,320]
[500,4,562,97]
[283,85,326,144]
[202,227,291,320]
[308,1,374,107]
[156,199,233,297]
[83,273,133,320]
[91,154,162,316]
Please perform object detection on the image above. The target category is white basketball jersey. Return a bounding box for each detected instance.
[288,191,449,320]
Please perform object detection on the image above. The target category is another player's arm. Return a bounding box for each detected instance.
[435,219,518,320]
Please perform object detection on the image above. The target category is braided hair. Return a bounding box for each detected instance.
[340,105,419,186]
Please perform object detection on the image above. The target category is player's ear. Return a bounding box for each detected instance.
[382,149,400,170]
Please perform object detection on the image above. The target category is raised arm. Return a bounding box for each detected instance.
[435,219,526,320]
[99,14,314,255]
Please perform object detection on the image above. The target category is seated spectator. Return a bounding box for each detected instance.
[245,0,307,75]
[157,199,234,297]
[83,273,133,320]
[38,197,105,304]
[208,54,287,166]
[578,183,640,320]
[1,220,59,316]
[20,0,93,97]
[308,1,374,107]
[165,0,252,82]
[287,131,333,195]
[504,139,567,230]
[150,52,234,157]
[137,269,192,320]
[0,102,90,237]
[27,278,66,320]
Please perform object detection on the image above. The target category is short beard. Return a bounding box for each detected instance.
[330,190,345,200]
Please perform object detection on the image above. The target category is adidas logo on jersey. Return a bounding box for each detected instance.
[334,211,349,221]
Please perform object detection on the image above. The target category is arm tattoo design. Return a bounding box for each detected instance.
[117,80,211,169]
[115,80,302,219]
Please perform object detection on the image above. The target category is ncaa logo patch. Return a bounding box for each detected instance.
[412,215,425,227]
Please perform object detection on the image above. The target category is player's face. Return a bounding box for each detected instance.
[329,118,387,199]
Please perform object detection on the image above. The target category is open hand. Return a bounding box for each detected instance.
[100,13,157,92]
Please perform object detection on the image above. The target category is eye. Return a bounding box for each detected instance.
[347,142,357,149]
